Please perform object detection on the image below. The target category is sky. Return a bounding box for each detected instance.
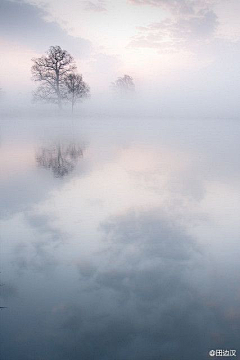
[1,0,240,117]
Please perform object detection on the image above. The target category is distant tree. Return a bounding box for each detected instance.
[64,73,90,113]
[31,46,76,109]
[111,74,135,97]
[36,142,83,178]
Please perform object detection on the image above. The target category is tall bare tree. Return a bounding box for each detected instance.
[31,46,76,109]
[64,73,90,113]
[111,74,135,97]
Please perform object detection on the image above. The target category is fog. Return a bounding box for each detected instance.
[1,0,240,118]
[1,113,240,359]
[1,0,240,359]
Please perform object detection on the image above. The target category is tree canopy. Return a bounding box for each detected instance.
[32,46,89,109]
[64,73,90,113]
[111,74,135,97]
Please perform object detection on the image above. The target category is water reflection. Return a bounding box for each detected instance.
[1,116,240,360]
[36,142,83,178]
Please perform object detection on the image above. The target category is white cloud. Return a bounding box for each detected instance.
[128,8,218,52]
[84,0,107,12]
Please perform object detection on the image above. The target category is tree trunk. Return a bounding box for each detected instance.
[71,93,75,114]
[58,96,62,110]
[56,70,62,110]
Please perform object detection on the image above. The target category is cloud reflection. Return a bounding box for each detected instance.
[53,208,239,360]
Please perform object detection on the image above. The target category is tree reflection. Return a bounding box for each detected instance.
[36,142,83,178]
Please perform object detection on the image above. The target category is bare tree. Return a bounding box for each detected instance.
[64,73,90,113]
[36,142,83,178]
[111,74,135,97]
[31,46,76,109]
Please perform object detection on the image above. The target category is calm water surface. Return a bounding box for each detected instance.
[0,115,240,359]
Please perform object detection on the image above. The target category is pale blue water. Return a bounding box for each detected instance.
[1,115,240,359]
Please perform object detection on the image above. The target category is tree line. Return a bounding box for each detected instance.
[31,45,135,112]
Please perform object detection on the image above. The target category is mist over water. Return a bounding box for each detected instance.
[1,110,240,359]
[1,0,240,358]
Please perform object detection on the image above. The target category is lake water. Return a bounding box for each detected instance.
[1,114,240,359]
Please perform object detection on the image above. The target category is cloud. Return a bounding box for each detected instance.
[128,6,218,52]
[25,212,65,243]
[2,206,240,359]
[51,209,239,359]
[128,0,217,14]
[0,284,18,300]
[129,0,194,13]
[100,209,199,260]
[84,0,107,12]
[13,238,59,274]
[0,169,56,220]
[65,209,205,359]
[9,210,68,274]
[0,0,92,57]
